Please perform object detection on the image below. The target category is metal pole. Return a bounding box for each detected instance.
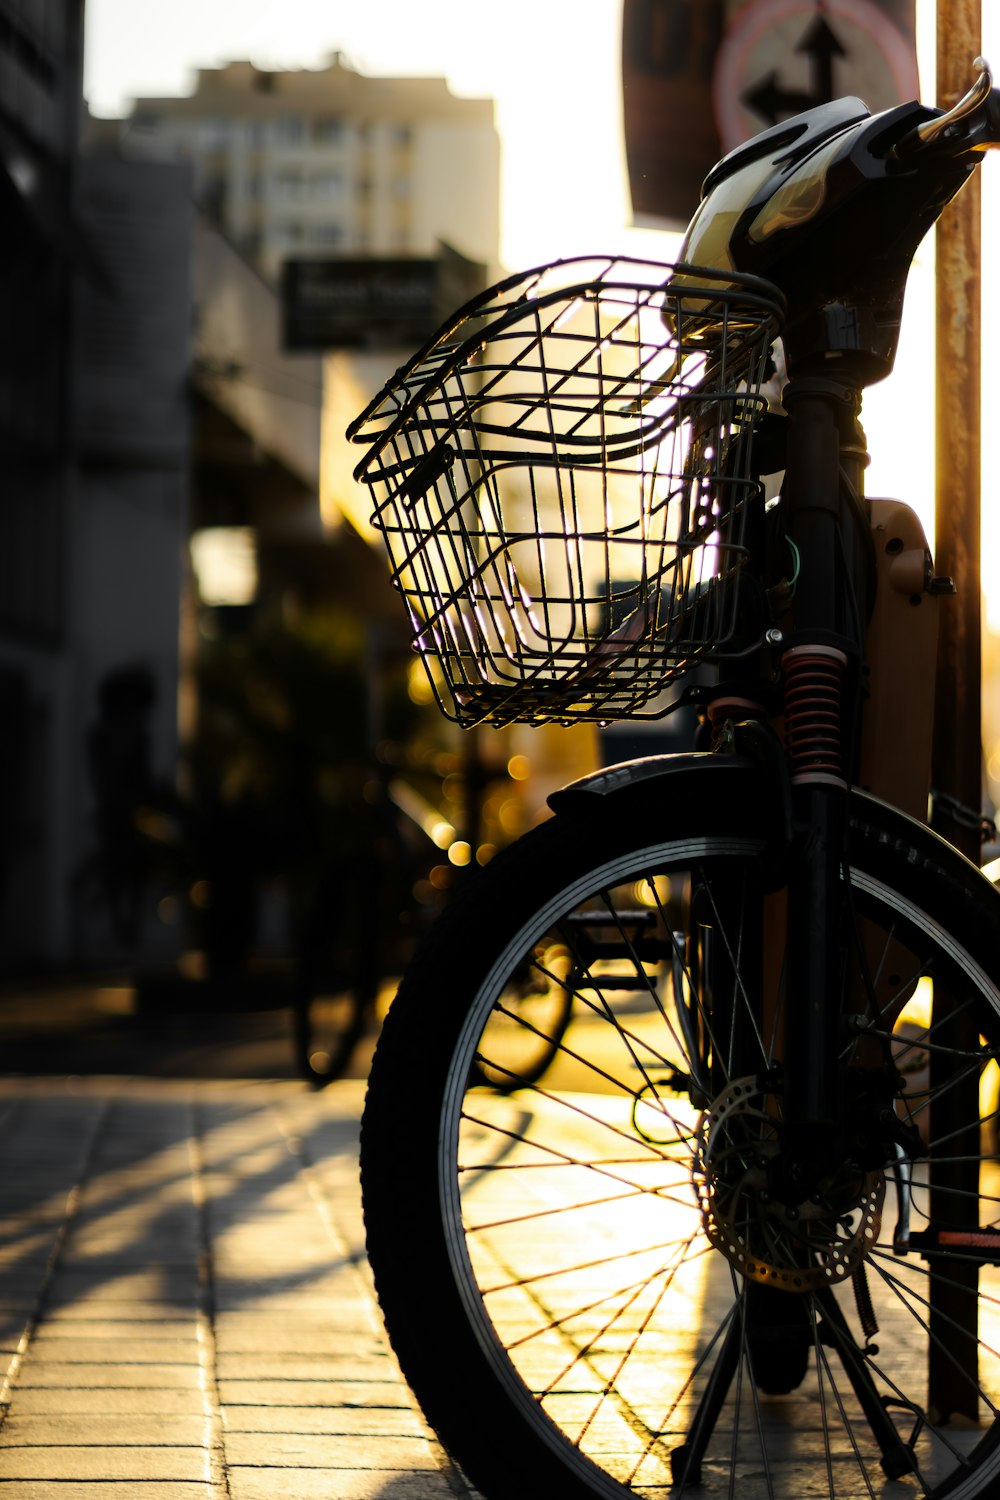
[933,6,983,845]
[929,0,982,1424]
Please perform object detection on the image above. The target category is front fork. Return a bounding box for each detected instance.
[757,378,868,1139]
[711,376,942,1144]
[782,646,851,1134]
[775,381,942,1133]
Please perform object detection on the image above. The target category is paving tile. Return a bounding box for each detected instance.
[35,1319,198,1340]
[215,1351,391,1379]
[9,1388,208,1415]
[41,1300,198,1322]
[224,1431,441,1468]
[0,1485,217,1498]
[45,1273,200,1307]
[62,1239,201,1264]
[217,1379,413,1408]
[0,1279,51,1305]
[221,1405,425,1436]
[213,1313,376,1347]
[58,1251,202,1272]
[0,1413,211,1444]
[24,1339,201,1364]
[0,1445,211,1479]
[0,1249,55,1272]
[227,1471,458,1500]
[212,1274,363,1304]
[14,1362,204,1388]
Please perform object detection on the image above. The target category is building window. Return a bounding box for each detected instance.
[199,118,230,149]
[275,167,305,197]
[271,117,305,146]
[307,223,344,247]
[311,170,344,198]
[314,117,345,144]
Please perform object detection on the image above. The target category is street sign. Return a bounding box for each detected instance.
[282,245,488,352]
[282,258,439,351]
[621,0,916,226]
[715,0,919,152]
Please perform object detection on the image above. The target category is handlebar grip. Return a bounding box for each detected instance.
[915,56,992,147]
[895,56,1000,158]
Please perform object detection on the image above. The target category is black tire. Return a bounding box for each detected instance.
[361,782,1000,1499]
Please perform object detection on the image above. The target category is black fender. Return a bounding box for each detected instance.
[549,745,996,907]
[548,749,788,882]
[549,727,794,857]
[548,747,791,876]
[548,750,757,818]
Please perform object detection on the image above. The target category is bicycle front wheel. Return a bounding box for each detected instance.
[361,785,1000,1500]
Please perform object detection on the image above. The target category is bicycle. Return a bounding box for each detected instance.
[348,60,1000,1500]
[290,768,410,1083]
[292,749,573,1086]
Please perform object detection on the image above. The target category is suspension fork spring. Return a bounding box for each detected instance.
[782,644,849,788]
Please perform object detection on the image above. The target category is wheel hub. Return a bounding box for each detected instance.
[693,1076,885,1291]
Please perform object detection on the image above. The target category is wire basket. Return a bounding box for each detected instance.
[348,256,784,728]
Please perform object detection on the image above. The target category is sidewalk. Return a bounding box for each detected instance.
[0,1071,476,1499]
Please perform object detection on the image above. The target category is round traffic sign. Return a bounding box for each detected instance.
[714,0,920,152]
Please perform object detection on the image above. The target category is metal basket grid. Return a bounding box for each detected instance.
[349,256,783,727]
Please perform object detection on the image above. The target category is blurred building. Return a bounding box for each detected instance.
[0,0,84,972]
[0,0,193,973]
[0,39,505,976]
[96,52,503,579]
[96,54,501,285]
[87,59,503,983]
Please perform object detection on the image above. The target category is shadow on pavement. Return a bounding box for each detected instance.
[0,975,379,1082]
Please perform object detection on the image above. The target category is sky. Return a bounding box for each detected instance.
[83,0,1000,615]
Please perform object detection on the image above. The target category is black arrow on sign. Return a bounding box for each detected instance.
[742,14,848,126]
[799,14,846,100]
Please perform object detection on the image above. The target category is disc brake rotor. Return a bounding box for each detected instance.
[693,1076,885,1292]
